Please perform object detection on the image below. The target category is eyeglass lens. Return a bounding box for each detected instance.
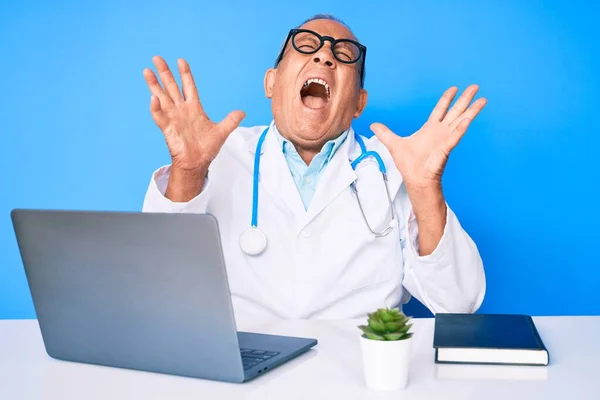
[292,30,362,63]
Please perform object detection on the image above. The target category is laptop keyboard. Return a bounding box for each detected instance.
[240,348,281,370]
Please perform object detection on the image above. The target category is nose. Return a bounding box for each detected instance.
[312,56,333,67]
[312,43,335,68]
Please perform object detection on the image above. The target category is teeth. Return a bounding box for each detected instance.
[303,78,330,98]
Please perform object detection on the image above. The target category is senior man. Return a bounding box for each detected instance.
[141,14,487,323]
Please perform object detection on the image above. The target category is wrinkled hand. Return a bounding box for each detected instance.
[143,56,245,173]
[371,85,487,190]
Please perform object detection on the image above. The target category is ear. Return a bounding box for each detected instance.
[353,89,368,118]
[264,68,277,98]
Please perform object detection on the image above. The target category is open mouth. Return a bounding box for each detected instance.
[300,78,331,110]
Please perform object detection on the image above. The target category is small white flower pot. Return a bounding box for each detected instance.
[360,335,412,390]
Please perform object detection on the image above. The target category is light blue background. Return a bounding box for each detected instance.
[1,0,598,319]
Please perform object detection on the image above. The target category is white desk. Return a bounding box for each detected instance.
[0,316,598,399]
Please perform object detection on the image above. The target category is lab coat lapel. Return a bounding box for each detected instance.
[246,125,306,218]
[299,129,359,229]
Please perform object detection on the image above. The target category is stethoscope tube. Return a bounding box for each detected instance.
[251,127,270,227]
[239,127,270,256]
[239,126,397,256]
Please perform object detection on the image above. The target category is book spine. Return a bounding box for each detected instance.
[526,316,550,365]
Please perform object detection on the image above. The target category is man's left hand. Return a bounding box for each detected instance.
[370,84,487,191]
[370,84,486,255]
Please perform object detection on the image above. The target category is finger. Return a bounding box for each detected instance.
[445,118,472,151]
[218,110,246,136]
[177,58,202,106]
[449,97,487,131]
[370,122,400,151]
[428,86,458,122]
[152,55,183,104]
[150,95,169,130]
[143,68,173,109]
[443,84,480,125]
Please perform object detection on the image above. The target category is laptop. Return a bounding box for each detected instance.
[10,209,317,383]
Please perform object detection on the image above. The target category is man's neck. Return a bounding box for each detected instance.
[295,146,318,166]
[277,129,348,166]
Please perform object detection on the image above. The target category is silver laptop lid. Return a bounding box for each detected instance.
[11,209,245,382]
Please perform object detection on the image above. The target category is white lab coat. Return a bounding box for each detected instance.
[142,121,485,324]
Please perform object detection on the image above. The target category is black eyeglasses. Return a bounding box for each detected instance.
[274,28,367,87]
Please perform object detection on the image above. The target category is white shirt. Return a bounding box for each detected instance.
[142,121,486,324]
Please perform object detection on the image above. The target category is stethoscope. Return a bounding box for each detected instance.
[239,127,397,256]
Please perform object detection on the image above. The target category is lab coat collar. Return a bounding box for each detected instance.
[244,122,358,226]
[300,127,358,229]
[244,122,403,233]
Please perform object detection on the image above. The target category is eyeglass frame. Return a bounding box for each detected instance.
[273,28,367,88]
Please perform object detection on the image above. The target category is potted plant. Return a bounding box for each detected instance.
[358,307,413,390]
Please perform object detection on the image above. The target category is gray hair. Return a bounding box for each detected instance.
[275,14,366,88]
[297,14,354,33]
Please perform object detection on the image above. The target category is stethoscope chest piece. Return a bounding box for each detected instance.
[240,227,267,256]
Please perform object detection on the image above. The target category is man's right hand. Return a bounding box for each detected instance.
[143,56,245,201]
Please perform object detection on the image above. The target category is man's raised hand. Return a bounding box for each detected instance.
[143,56,245,173]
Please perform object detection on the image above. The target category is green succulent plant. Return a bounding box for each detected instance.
[358,308,413,341]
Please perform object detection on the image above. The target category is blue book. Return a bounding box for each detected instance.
[433,313,549,366]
